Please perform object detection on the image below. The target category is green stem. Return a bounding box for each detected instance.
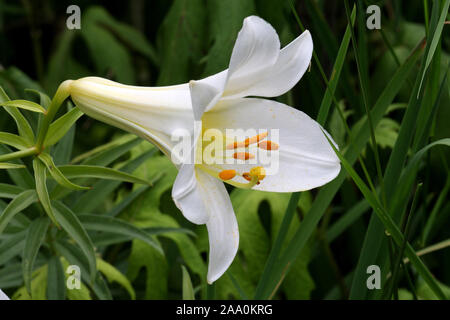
[35,81,72,152]
[0,147,37,162]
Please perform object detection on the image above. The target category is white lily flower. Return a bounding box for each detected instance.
[0,288,9,300]
[68,16,340,284]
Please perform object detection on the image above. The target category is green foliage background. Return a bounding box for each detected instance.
[0,0,449,300]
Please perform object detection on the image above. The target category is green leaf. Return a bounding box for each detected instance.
[12,265,48,300]
[417,0,450,94]
[86,7,158,66]
[156,0,206,85]
[24,89,51,109]
[52,202,97,284]
[316,6,356,125]
[38,153,89,191]
[57,165,152,185]
[0,183,25,198]
[0,190,37,234]
[22,217,49,295]
[0,145,34,189]
[203,0,255,76]
[0,163,25,170]
[44,107,83,147]
[0,99,46,113]
[0,231,26,265]
[79,214,163,254]
[71,134,138,165]
[127,239,168,299]
[0,87,35,143]
[256,43,423,300]
[68,148,158,213]
[0,132,30,150]
[33,158,59,227]
[47,256,67,300]
[81,6,135,84]
[181,265,195,300]
[325,132,446,300]
[97,258,136,300]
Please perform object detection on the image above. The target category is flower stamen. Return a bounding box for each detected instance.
[258,140,279,150]
[226,132,268,149]
[219,169,237,181]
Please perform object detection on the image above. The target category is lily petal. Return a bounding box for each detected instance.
[0,288,9,300]
[69,77,194,163]
[204,177,239,284]
[172,165,239,284]
[224,15,280,98]
[172,164,211,224]
[202,98,341,192]
[224,30,313,99]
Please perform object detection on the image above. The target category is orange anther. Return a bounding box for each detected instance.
[226,132,268,149]
[219,169,237,181]
[242,172,251,182]
[232,152,255,160]
[258,140,279,150]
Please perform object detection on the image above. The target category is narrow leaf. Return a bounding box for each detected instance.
[22,217,50,295]
[0,190,37,234]
[0,100,46,113]
[33,158,59,227]
[38,153,89,190]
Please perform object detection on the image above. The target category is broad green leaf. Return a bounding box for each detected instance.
[79,214,163,254]
[81,7,135,84]
[33,158,59,227]
[47,256,67,300]
[156,0,206,85]
[106,185,149,217]
[52,202,97,284]
[0,189,37,234]
[55,241,108,300]
[97,258,136,300]
[0,132,30,150]
[22,217,49,295]
[203,0,255,76]
[57,165,152,185]
[127,239,168,299]
[85,7,158,66]
[44,107,83,147]
[59,257,92,300]
[12,265,48,300]
[0,100,46,113]
[182,265,195,300]
[38,153,89,190]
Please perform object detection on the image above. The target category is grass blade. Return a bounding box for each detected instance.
[22,217,49,295]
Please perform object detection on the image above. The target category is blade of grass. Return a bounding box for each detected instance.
[254,36,423,300]
[22,217,49,295]
[325,134,445,299]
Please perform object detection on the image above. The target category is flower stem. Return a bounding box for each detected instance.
[35,80,72,152]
